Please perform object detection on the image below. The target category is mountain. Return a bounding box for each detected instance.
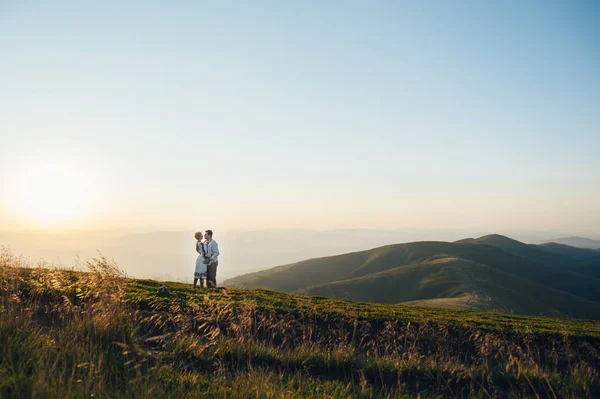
[459,234,600,278]
[299,257,600,319]
[539,242,600,261]
[545,236,600,249]
[224,234,600,319]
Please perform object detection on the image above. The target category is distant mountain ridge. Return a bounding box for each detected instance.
[224,234,600,319]
[544,236,600,249]
[458,234,600,278]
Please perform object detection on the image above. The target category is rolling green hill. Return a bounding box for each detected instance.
[538,242,600,277]
[225,234,600,319]
[540,242,600,260]
[460,234,600,277]
[2,258,600,398]
[299,257,600,319]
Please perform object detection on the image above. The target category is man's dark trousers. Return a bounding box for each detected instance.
[207,262,218,288]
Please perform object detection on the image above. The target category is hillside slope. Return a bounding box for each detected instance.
[225,235,600,318]
[299,257,600,319]
[460,234,600,277]
[226,240,600,300]
[2,262,600,398]
[538,242,600,277]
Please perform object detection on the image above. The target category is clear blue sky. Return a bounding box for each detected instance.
[1,1,599,234]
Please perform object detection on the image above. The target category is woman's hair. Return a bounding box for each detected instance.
[194,231,203,240]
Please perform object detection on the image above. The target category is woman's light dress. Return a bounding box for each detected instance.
[194,241,207,279]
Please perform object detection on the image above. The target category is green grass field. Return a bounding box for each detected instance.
[2,251,600,398]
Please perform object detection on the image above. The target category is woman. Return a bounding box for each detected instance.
[193,231,209,288]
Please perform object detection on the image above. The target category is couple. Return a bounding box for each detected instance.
[193,230,219,288]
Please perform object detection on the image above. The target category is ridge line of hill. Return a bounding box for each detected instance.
[224,234,600,319]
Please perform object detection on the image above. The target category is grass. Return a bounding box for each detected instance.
[2,249,600,398]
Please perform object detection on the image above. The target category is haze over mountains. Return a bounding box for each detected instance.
[544,236,600,249]
[3,228,579,282]
[2,229,598,282]
[3,228,600,319]
[225,234,600,319]
[0,228,508,281]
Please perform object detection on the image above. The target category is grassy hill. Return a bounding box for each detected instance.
[538,242,600,277]
[2,253,600,398]
[299,257,600,319]
[225,235,600,318]
[460,234,600,278]
[540,242,600,260]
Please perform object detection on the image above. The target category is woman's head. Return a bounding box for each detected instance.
[194,231,203,241]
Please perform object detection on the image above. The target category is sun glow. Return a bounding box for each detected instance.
[13,162,92,228]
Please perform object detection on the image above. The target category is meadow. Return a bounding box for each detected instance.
[1,250,599,398]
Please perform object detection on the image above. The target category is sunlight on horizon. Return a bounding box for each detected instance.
[8,162,95,229]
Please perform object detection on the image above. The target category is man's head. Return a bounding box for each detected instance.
[194,231,203,241]
[204,230,213,241]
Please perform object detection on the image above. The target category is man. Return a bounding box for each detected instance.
[203,230,219,288]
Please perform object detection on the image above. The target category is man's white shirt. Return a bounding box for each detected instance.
[203,239,219,264]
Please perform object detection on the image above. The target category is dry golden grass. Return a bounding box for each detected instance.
[1,248,600,398]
